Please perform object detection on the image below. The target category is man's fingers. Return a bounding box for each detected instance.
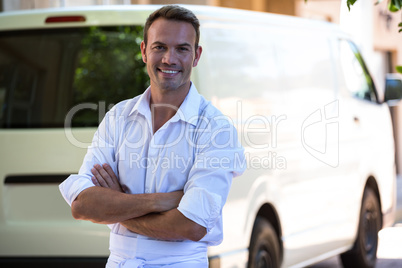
[95,164,112,186]
[101,164,123,192]
[91,176,101,186]
[103,163,119,182]
[91,163,123,192]
[91,166,108,187]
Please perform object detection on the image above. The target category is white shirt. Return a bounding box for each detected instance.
[59,83,245,246]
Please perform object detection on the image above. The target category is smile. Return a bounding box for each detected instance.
[160,69,179,74]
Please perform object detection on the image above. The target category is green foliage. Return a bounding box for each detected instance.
[72,26,148,126]
[344,0,402,12]
[305,0,401,14]
[347,0,357,11]
[396,66,402,73]
[374,0,401,32]
[347,0,402,11]
[389,0,402,11]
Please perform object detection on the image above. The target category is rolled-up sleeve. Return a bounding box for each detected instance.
[59,108,118,207]
[178,123,245,232]
[59,174,95,206]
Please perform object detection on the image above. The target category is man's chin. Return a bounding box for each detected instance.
[159,81,185,92]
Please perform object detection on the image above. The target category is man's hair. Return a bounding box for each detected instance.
[144,5,200,49]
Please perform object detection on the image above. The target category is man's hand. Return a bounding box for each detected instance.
[121,208,207,242]
[85,163,205,241]
[71,163,184,224]
[91,164,123,193]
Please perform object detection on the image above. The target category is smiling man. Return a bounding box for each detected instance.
[60,5,245,267]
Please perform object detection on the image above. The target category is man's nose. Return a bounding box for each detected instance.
[162,49,177,65]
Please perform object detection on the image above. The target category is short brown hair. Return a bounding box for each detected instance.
[144,5,200,48]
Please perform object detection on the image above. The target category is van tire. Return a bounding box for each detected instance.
[248,216,280,268]
[340,188,381,268]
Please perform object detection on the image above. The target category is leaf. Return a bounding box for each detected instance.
[399,22,402,26]
[396,66,402,74]
[347,0,357,11]
[389,0,402,11]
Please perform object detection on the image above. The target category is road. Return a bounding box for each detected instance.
[308,177,402,268]
[307,224,402,267]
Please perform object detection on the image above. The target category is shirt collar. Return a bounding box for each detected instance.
[128,86,152,120]
[128,83,201,127]
[171,83,201,126]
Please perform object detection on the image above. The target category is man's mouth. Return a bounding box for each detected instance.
[159,69,179,74]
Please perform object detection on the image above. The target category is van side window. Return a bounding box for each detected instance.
[0,26,148,128]
[339,40,378,103]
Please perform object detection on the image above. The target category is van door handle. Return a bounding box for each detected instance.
[353,116,360,123]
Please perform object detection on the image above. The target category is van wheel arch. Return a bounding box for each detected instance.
[364,177,382,227]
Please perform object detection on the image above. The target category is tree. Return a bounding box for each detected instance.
[72,26,149,126]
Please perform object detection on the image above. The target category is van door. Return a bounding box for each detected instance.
[336,38,390,232]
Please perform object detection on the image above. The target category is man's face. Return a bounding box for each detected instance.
[141,18,202,93]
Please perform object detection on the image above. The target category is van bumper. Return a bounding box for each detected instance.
[0,257,108,268]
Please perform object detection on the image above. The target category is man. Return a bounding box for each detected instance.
[60,5,245,267]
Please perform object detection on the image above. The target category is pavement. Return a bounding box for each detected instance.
[308,176,402,268]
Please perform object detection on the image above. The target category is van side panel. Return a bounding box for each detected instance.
[196,14,359,267]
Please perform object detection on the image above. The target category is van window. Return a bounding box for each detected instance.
[0,26,148,128]
[339,40,377,103]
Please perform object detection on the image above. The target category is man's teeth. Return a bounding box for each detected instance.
[161,70,178,74]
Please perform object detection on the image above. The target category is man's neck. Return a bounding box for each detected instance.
[149,84,191,134]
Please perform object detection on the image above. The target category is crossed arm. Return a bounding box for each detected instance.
[71,164,207,241]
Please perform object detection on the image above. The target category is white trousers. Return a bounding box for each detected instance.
[106,233,208,268]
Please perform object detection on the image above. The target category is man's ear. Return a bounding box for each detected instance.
[141,41,147,63]
[193,45,202,67]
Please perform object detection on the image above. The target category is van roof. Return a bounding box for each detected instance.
[0,4,342,34]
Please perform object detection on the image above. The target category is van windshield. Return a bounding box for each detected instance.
[0,26,148,128]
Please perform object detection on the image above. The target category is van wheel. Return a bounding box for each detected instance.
[340,188,381,268]
[248,217,280,268]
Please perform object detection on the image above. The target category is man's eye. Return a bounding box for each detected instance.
[154,46,164,50]
[178,47,189,52]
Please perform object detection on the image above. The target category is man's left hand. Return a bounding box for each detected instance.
[91,164,124,193]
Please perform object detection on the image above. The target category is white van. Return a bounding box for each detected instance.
[0,5,400,268]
